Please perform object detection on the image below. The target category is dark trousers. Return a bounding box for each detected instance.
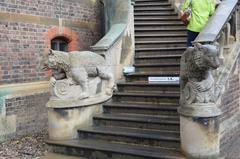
[187,30,199,47]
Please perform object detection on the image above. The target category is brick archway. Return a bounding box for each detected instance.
[45,27,78,52]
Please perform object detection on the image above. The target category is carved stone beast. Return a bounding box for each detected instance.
[43,50,115,99]
[180,43,220,106]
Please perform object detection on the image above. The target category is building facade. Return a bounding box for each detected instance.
[0,0,103,141]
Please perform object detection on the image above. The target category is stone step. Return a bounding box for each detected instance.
[112,91,179,104]
[135,0,170,5]
[134,2,171,7]
[134,9,175,14]
[135,25,186,30]
[47,139,185,159]
[78,126,180,149]
[134,7,174,11]
[135,40,186,44]
[135,22,184,26]
[135,54,182,58]
[135,33,186,37]
[135,47,186,56]
[133,63,180,72]
[135,40,186,48]
[135,27,187,35]
[125,71,180,82]
[134,12,178,16]
[135,54,182,64]
[134,17,180,21]
[136,44,186,49]
[103,102,179,115]
[135,32,187,41]
[117,81,180,93]
[93,113,180,131]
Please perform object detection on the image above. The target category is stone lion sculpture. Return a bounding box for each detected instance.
[43,49,115,100]
[180,43,220,106]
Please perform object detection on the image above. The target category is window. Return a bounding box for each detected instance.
[51,37,69,51]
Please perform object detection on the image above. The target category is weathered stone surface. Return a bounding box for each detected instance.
[180,116,221,159]
[0,115,16,140]
[44,50,116,140]
[179,44,223,158]
[48,105,102,140]
[180,43,220,107]
[43,50,115,101]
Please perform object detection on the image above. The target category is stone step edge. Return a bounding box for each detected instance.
[78,126,180,141]
[47,139,185,159]
[93,114,180,124]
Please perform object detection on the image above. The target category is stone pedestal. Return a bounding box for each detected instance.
[178,103,222,159]
[48,104,102,140]
[46,77,111,140]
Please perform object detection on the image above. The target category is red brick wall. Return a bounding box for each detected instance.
[219,64,240,122]
[0,0,101,24]
[0,0,102,84]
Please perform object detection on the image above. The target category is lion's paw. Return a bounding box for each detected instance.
[106,88,113,96]
[80,92,89,99]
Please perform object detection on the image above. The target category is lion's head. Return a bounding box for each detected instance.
[193,43,220,70]
[42,49,71,72]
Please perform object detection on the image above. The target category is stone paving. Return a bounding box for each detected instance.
[40,153,86,159]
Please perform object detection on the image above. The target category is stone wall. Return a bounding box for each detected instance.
[220,10,240,153]
[0,81,49,141]
[0,0,103,84]
[5,92,49,138]
[219,57,240,154]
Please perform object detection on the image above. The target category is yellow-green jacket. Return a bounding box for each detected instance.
[182,0,215,32]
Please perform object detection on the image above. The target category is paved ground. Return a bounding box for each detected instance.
[0,131,47,159]
[41,153,86,159]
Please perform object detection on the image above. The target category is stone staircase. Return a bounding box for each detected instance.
[47,0,187,158]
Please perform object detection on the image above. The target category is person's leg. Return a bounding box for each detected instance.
[187,30,199,47]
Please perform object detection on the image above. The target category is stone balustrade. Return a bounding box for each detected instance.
[178,0,240,158]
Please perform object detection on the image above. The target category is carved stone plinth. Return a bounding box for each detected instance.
[48,77,111,107]
[43,49,115,140]
[46,76,111,140]
[179,103,222,159]
[178,103,222,118]
[48,104,102,140]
